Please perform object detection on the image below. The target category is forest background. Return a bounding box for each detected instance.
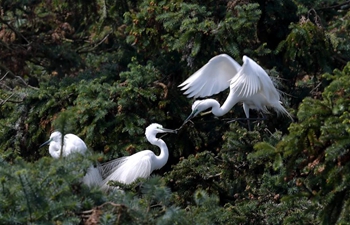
[1,0,350,224]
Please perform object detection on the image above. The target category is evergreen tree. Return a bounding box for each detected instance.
[0,0,350,223]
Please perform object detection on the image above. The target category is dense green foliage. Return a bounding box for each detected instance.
[1,0,350,224]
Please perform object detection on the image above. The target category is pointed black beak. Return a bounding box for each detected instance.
[183,111,196,126]
[39,139,51,148]
[175,111,196,131]
[161,127,177,134]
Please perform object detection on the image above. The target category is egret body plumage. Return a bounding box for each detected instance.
[179,54,292,124]
[40,131,102,187]
[100,123,176,191]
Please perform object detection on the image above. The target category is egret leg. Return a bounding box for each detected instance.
[225,113,266,130]
[225,116,266,123]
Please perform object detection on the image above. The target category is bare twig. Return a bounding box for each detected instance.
[153,81,168,99]
[0,82,13,91]
[0,17,31,44]
[310,81,322,95]
[205,172,222,179]
[76,32,113,53]
[80,202,126,224]
[98,201,125,209]
[317,0,350,10]
[0,92,15,105]
[0,71,10,82]
[0,63,39,90]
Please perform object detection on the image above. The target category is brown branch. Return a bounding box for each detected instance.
[153,81,168,99]
[80,202,126,225]
[0,63,39,90]
[98,201,125,209]
[76,32,113,54]
[205,172,222,180]
[317,0,350,10]
[0,17,31,44]
[0,93,15,105]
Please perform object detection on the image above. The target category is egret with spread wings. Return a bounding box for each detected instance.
[179,54,292,125]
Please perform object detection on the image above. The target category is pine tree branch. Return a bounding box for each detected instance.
[317,1,350,10]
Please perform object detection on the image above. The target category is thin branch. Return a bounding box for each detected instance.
[97,201,125,209]
[0,63,39,90]
[0,17,31,45]
[153,81,168,99]
[76,31,113,54]
[317,0,350,10]
[310,81,322,95]
[0,71,10,82]
[205,172,222,180]
[0,93,15,105]
[0,82,13,91]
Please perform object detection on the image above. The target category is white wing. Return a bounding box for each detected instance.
[100,156,129,178]
[179,54,242,98]
[100,150,154,189]
[230,55,279,100]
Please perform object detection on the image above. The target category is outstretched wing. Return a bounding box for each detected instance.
[230,55,279,101]
[179,54,242,98]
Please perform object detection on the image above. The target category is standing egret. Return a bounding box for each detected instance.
[179,54,293,125]
[100,123,177,191]
[40,131,102,187]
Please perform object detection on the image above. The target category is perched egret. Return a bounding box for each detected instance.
[40,131,102,187]
[179,54,293,125]
[40,131,88,158]
[100,123,177,191]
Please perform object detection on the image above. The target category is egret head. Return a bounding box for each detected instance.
[39,131,62,148]
[145,123,177,140]
[183,100,211,125]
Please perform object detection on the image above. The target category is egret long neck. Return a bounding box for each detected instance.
[208,91,239,117]
[49,144,62,159]
[148,136,169,170]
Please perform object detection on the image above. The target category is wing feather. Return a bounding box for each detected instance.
[231,55,278,99]
[100,150,154,189]
[179,54,241,98]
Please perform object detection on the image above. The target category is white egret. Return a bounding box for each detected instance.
[40,131,88,158]
[100,123,176,191]
[40,131,102,187]
[179,54,293,125]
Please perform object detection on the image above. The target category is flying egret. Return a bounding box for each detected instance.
[179,54,293,126]
[100,123,177,191]
[40,131,102,187]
